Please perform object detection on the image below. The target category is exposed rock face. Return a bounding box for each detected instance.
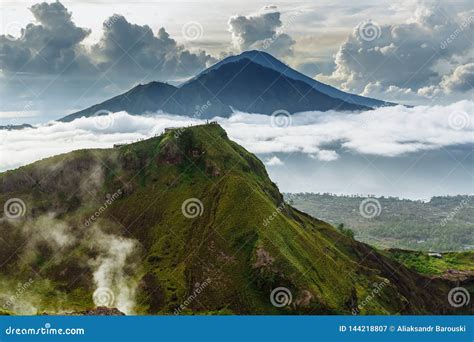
[159,140,182,165]
[68,307,126,316]
[294,290,314,308]
[254,247,275,269]
[441,270,474,282]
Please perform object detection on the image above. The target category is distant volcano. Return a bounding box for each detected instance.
[60,50,394,122]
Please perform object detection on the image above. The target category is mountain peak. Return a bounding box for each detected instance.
[205,50,393,108]
[235,49,263,57]
[59,50,393,122]
[234,50,275,60]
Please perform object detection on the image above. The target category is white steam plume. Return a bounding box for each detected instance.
[90,228,139,314]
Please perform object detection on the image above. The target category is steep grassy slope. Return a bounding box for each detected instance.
[0,124,471,315]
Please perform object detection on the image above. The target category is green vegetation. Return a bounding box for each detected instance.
[0,308,13,315]
[336,223,355,239]
[287,193,473,251]
[0,124,471,315]
[385,250,474,275]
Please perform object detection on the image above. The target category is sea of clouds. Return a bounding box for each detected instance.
[1,101,472,172]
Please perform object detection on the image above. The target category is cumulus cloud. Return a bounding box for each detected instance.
[310,150,339,162]
[361,82,422,102]
[228,8,296,58]
[0,2,212,78]
[265,156,284,166]
[90,14,214,80]
[318,3,474,103]
[1,101,472,171]
[0,1,215,114]
[440,63,474,93]
[0,1,92,74]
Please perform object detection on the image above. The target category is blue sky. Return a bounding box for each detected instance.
[0,0,473,124]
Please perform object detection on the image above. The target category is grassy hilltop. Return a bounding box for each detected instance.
[0,124,471,315]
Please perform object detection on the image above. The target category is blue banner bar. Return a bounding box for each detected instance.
[1,316,472,342]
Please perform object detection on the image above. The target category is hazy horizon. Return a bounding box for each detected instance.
[2,104,472,200]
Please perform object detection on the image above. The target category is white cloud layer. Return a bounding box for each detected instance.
[1,101,473,172]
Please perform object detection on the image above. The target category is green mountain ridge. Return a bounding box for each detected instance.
[0,124,471,315]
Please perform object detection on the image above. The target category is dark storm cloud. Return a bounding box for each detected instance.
[0,2,213,80]
[0,1,92,74]
[90,14,214,80]
[0,1,215,114]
